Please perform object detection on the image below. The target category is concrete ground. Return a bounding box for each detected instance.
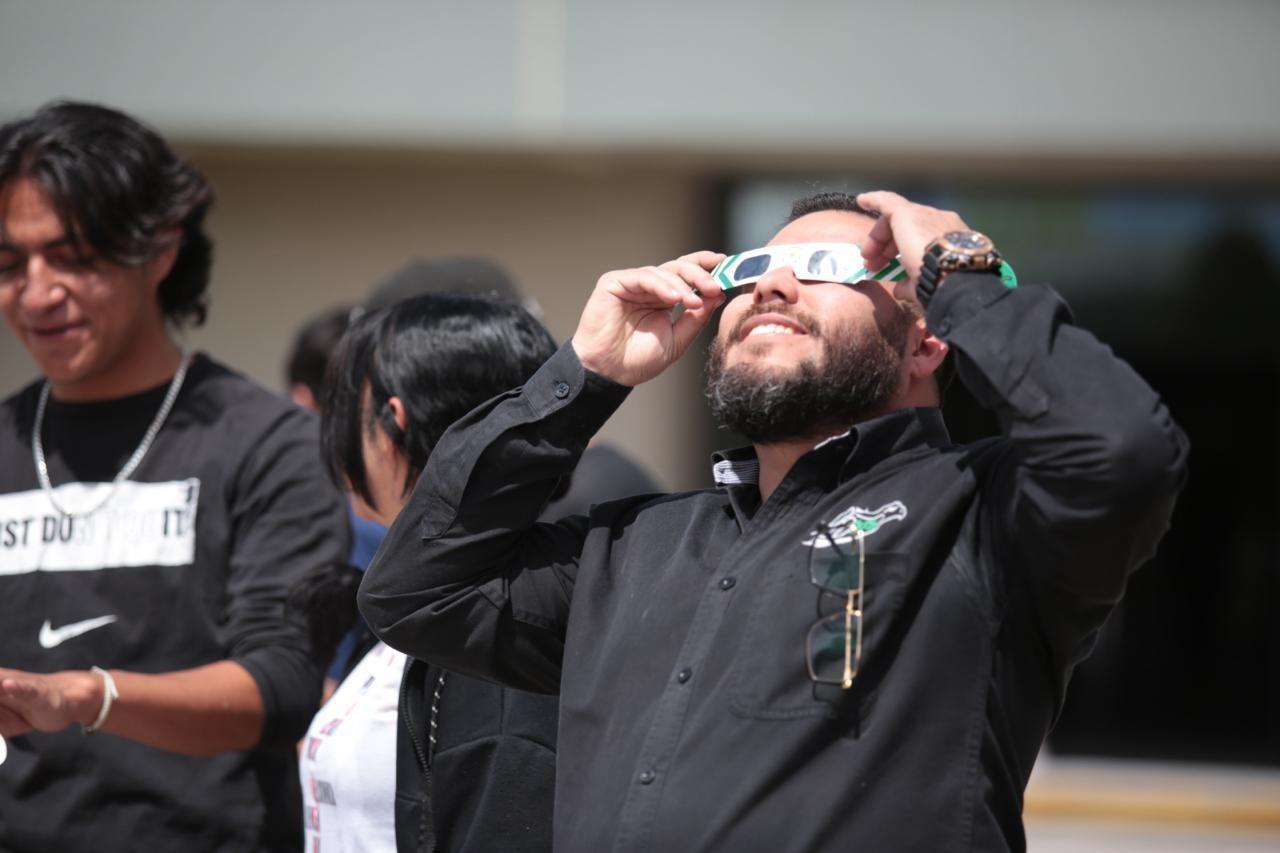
[1025,755,1280,852]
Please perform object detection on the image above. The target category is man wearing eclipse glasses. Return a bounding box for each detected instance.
[360,190,1187,851]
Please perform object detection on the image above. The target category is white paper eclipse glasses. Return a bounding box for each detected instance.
[709,243,906,292]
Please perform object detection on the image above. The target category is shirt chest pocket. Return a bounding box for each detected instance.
[728,545,911,723]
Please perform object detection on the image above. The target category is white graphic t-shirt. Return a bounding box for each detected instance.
[301,641,406,853]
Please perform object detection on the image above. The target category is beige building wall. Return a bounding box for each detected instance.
[0,149,721,491]
[5,0,1276,496]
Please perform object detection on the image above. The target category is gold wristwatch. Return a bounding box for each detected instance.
[917,231,1003,307]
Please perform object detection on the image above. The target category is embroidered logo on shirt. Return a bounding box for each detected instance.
[804,501,908,546]
[38,614,118,648]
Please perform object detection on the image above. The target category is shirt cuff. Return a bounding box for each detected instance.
[525,341,632,423]
[924,271,1014,339]
[236,645,322,749]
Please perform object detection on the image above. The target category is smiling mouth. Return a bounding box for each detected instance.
[736,312,813,343]
[746,323,803,339]
[27,322,87,340]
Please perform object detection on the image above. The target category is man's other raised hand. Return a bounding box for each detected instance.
[856,191,970,304]
[571,251,725,387]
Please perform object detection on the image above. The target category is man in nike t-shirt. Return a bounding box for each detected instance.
[0,102,349,851]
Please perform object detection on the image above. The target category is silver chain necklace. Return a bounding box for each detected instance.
[32,351,192,518]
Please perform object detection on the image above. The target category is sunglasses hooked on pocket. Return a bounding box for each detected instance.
[806,520,870,690]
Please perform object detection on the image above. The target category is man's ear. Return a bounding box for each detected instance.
[145,228,182,291]
[387,396,408,433]
[908,322,949,383]
[290,383,319,413]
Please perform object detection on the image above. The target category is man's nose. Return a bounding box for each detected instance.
[19,256,68,313]
[753,266,801,305]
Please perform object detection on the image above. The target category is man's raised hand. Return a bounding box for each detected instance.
[856,191,970,303]
[571,251,725,387]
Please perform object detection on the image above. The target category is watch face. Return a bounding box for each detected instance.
[943,231,993,254]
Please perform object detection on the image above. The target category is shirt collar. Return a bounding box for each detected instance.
[710,407,952,487]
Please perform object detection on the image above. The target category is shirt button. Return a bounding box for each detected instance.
[676,668,692,684]
[719,577,736,590]
[638,769,656,785]
[935,320,951,335]
[554,381,571,399]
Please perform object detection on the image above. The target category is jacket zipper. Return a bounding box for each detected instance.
[400,658,430,770]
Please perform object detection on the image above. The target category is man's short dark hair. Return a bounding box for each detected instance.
[0,100,215,327]
[286,305,353,407]
[787,192,881,224]
[322,292,558,509]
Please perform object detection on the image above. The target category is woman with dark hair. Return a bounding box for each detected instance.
[299,292,560,853]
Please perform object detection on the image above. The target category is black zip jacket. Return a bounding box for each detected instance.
[394,659,558,852]
[361,275,1189,852]
[391,447,652,851]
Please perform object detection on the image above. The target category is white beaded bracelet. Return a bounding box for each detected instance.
[81,666,118,735]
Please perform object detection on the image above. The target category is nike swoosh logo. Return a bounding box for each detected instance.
[38,615,118,649]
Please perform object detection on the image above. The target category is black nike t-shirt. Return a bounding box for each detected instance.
[0,354,350,852]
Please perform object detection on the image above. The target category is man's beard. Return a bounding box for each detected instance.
[704,305,913,445]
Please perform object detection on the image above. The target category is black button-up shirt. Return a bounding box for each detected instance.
[362,275,1188,852]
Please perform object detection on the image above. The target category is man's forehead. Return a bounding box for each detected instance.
[0,178,77,245]
[767,210,876,247]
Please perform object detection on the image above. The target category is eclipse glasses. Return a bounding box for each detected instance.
[710,242,1018,292]
[709,243,907,292]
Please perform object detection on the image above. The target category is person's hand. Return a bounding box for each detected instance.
[856,191,971,304]
[571,251,726,387]
[0,668,101,735]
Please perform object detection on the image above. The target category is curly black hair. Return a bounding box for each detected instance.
[0,100,215,327]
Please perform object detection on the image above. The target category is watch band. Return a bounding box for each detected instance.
[917,247,947,308]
